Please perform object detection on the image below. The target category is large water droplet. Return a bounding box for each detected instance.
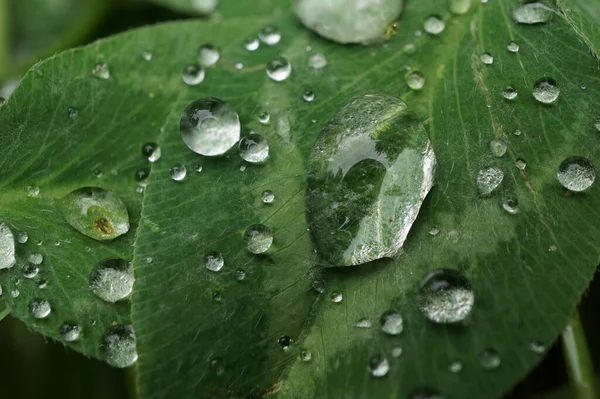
[58,187,130,241]
[204,252,224,272]
[380,310,403,335]
[407,71,425,90]
[142,142,161,162]
[477,166,504,196]
[306,94,436,266]
[29,298,51,318]
[239,134,269,163]
[513,2,554,24]
[369,355,390,377]
[244,224,273,254]
[424,16,445,35]
[102,325,138,368]
[557,156,595,192]
[170,165,187,181]
[449,0,471,15]
[92,63,110,80]
[266,57,292,82]
[0,223,16,269]
[419,269,474,323]
[181,64,205,86]
[60,323,81,342]
[479,348,501,370]
[89,258,134,303]
[198,44,220,67]
[533,77,559,104]
[259,25,281,46]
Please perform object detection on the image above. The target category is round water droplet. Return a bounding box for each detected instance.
[17,231,28,244]
[135,168,150,188]
[262,190,275,204]
[480,52,494,65]
[204,252,224,272]
[515,159,527,170]
[181,64,205,86]
[244,224,273,254]
[308,53,328,70]
[530,340,545,354]
[89,258,134,303]
[380,310,403,335]
[533,77,559,104]
[507,41,519,52]
[58,187,130,241]
[449,0,471,15]
[212,291,222,302]
[402,43,416,54]
[369,355,389,377]
[142,50,152,61]
[259,25,281,46]
[557,156,595,192]
[23,264,39,278]
[142,142,161,162]
[258,111,270,124]
[330,291,343,303]
[490,139,507,157]
[477,166,504,195]
[424,16,445,35]
[278,335,291,349]
[0,223,16,270]
[503,86,518,100]
[235,268,246,281]
[101,325,138,368]
[180,98,241,156]
[234,62,243,70]
[170,165,187,181]
[354,318,372,328]
[419,269,474,324]
[209,357,225,376]
[513,2,554,24]
[449,361,463,373]
[198,44,220,67]
[239,134,269,163]
[195,165,203,173]
[244,36,260,51]
[10,288,19,298]
[300,349,312,361]
[407,71,425,90]
[502,198,519,214]
[92,63,110,80]
[266,57,292,82]
[303,90,315,102]
[480,348,501,370]
[391,347,403,357]
[60,323,81,342]
[29,298,51,318]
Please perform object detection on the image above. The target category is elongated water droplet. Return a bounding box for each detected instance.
[480,52,494,65]
[0,223,16,269]
[380,310,403,335]
[424,16,445,35]
[170,165,187,181]
[477,166,504,195]
[89,258,134,303]
[102,325,138,368]
[142,142,161,162]
[29,298,51,318]
[513,2,554,24]
[60,323,81,341]
[480,348,501,370]
[502,198,519,214]
[262,190,275,204]
[244,224,273,254]
[266,57,292,82]
[308,53,328,69]
[259,25,281,46]
[407,71,425,90]
[92,63,110,80]
[507,41,519,52]
[306,94,436,266]
[244,37,259,51]
[198,44,220,67]
[533,77,559,104]
[503,86,517,100]
[449,0,471,15]
[204,252,224,272]
[419,269,474,323]
[180,98,241,156]
[369,355,389,377]
[239,134,269,163]
[181,64,205,86]
[490,139,507,157]
[557,157,595,192]
[58,187,130,241]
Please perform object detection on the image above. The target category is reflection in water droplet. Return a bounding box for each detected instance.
[181,64,205,86]
[29,298,51,318]
[170,165,187,181]
[407,71,425,90]
[303,90,315,102]
[0,223,16,269]
[180,98,241,156]
[449,361,463,373]
[278,335,291,349]
[258,111,270,124]
[480,348,501,370]
[330,291,343,303]
[369,355,390,377]
[239,134,269,163]
[530,340,545,354]
[557,157,595,192]
[259,25,281,46]
[507,41,519,52]
[419,269,474,323]
[262,190,275,204]
[533,77,559,104]
[244,224,273,254]
[515,159,526,170]
[502,198,519,214]
[380,310,403,335]
[142,142,161,162]
[92,63,110,80]
[424,16,445,35]
[198,44,220,67]
[60,323,81,342]
[266,57,292,82]
[490,139,507,157]
[102,325,138,368]
[204,252,224,272]
[300,349,312,361]
[480,52,494,65]
[513,2,554,24]
[477,167,504,195]
[503,86,517,100]
[89,258,134,303]
[244,37,259,51]
[308,53,328,70]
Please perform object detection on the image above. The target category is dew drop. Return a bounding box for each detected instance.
[300,349,312,361]
[513,129,522,137]
[330,291,343,303]
[235,268,246,281]
[209,357,225,376]
[169,165,187,181]
[308,53,328,70]
[180,98,241,156]
[141,50,152,61]
[204,252,224,272]
[391,347,403,358]
[354,318,372,328]
[68,107,78,118]
[449,361,463,373]
[258,111,270,124]
[17,231,28,244]
[477,166,504,195]
[10,288,19,298]
[533,77,559,104]
[557,156,595,192]
[244,224,273,254]
[515,159,527,170]
[513,2,554,24]
[142,142,161,162]
[278,335,291,349]
[449,0,471,15]
[0,223,16,269]
[23,264,39,279]
[503,86,518,100]
[60,323,81,342]
[489,139,507,157]
[429,227,440,236]
[480,52,494,65]
[89,258,134,303]
[402,43,416,54]
[234,62,243,70]
[424,16,445,35]
[26,185,40,197]
[312,280,325,294]
[303,90,315,102]
[262,190,275,204]
[369,355,389,377]
[239,134,269,163]
[530,340,545,354]
[480,348,501,370]
[135,168,150,188]
[29,298,51,318]
[259,25,281,46]
[419,269,474,324]
[380,310,403,335]
[507,41,519,52]
[92,63,110,80]
[198,44,220,67]
[244,36,260,51]
[181,64,205,86]
[502,198,519,214]
[212,291,222,302]
[407,71,425,90]
[266,57,292,82]
[101,325,138,368]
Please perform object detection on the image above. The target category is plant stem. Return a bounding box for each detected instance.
[562,311,597,399]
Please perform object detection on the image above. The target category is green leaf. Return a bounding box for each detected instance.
[147,0,218,15]
[1,0,599,398]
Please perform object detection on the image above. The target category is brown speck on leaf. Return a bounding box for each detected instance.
[95,218,113,234]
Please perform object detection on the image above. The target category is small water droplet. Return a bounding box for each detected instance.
[354,318,372,328]
[477,166,504,195]
[170,165,187,181]
[0,223,16,269]
[259,25,281,46]
[266,57,292,82]
[502,198,519,214]
[402,43,416,54]
[312,280,325,294]
[234,62,243,70]
[513,129,522,137]
[142,142,161,162]
[93,169,103,179]
[479,348,501,370]
[262,190,275,204]
[429,227,440,236]
[198,44,220,67]
[449,0,471,15]
[244,36,260,51]
[135,168,150,187]
[380,310,403,335]
[407,71,425,90]
[557,156,595,191]
[369,355,390,377]
[278,335,291,349]
[212,291,222,302]
[60,323,81,341]
[239,134,269,163]
[419,269,474,323]
[391,347,403,358]
[303,90,315,102]
[180,98,241,156]
[239,165,247,172]
[300,349,312,361]
[308,53,328,70]
[503,86,518,100]
[17,231,28,244]
[515,159,527,170]
[330,291,343,303]
[92,63,110,80]
[235,268,246,281]
[29,298,51,318]
[258,111,270,124]
[424,16,445,35]
[530,340,545,354]
[67,107,78,118]
[195,165,203,173]
[26,185,40,197]
[490,139,507,157]
[580,84,586,90]
[533,77,559,104]
[507,41,519,52]
[204,252,224,272]
[23,264,39,278]
[145,256,153,264]
[181,64,205,86]
[101,324,138,368]
[209,357,225,376]
[89,258,134,303]
[141,50,152,61]
[244,224,273,254]
[449,360,463,373]
[513,2,554,24]
[10,288,19,298]
[480,52,494,65]
[36,279,47,289]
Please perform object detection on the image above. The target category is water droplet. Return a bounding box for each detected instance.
[92,63,110,80]
[369,355,390,377]
[380,310,403,335]
[60,323,81,341]
[26,185,40,197]
[330,291,343,303]
[429,227,440,236]
[303,90,315,102]
[306,94,436,266]
[407,71,425,90]
[23,264,39,278]
[36,279,47,289]
[212,291,222,302]
[419,269,474,323]
[0,223,16,269]
[28,253,43,265]
[354,318,372,328]
[479,348,501,370]
[169,165,187,181]
[93,169,103,179]
[239,134,269,163]
[513,129,522,137]
[557,156,595,192]
[477,166,504,195]
[244,224,273,254]
[308,53,328,70]
[181,64,205,86]
[191,0,218,13]
[424,16,445,35]
[234,62,243,70]
[513,2,554,24]
[502,198,519,214]
[480,52,494,65]
[595,116,600,132]
[515,159,527,170]
[449,0,471,15]
[530,340,545,354]
[244,36,260,51]
[89,258,134,303]
[262,190,275,204]
[142,50,152,61]
[142,142,161,162]
[17,231,28,244]
[180,98,241,156]
[10,288,19,298]
[58,187,130,241]
[278,335,291,349]
[239,165,247,172]
[258,111,270,124]
[490,139,507,157]
[503,86,518,100]
[29,298,51,318]
[300,349,312,361]
[259,25,281,46]
[533,77,559,104]
[67,107,78,118]
[135,168,150,188]
[209,357,225,376]
[449,361,463,373]
[402,43,416,54]
[507,41,519,52]
[235,268,246,281]
[266,57,292,82]
[101,325,138,368]
[312,280,325,294]
[391,347,403,357]
[204,252,224,272]
[198,44,220,67]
